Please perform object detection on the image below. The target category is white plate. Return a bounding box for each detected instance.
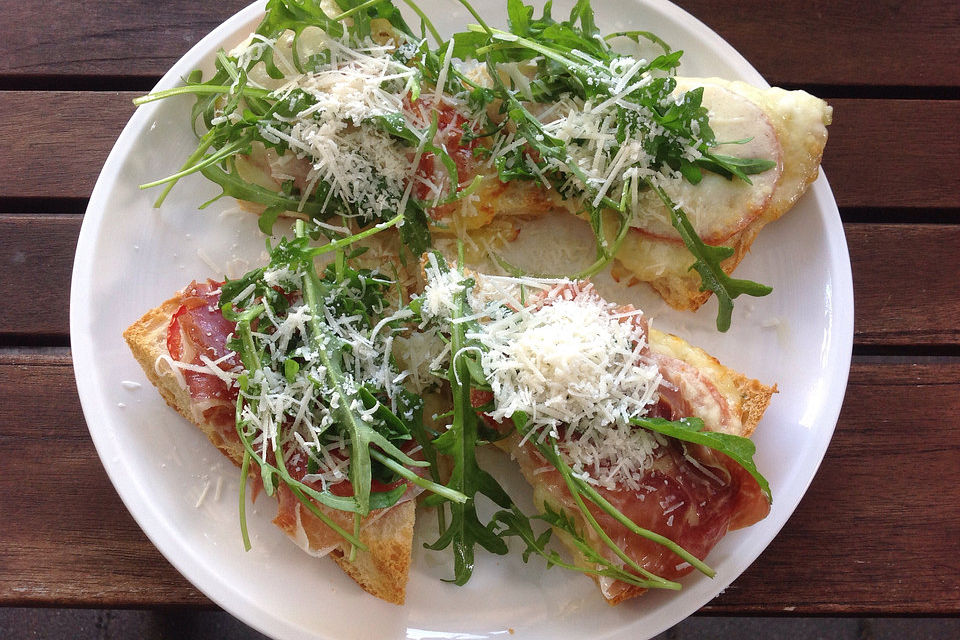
[70,2,853,639]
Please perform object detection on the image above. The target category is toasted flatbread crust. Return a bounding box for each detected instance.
[123,288,415,605]
[613,80,832,311]
[496,327,775,605]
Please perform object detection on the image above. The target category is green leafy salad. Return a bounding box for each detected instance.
[141,0,776,595]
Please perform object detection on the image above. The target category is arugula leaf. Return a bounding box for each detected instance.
[506,0,533,35]
[698,152,779,183]
[492,503,681,590]
[421,255,510,584]
[367,112,422,146]
[399,200,431,258]
[631,416,771,502]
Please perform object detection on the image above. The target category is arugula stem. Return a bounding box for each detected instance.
[271,439,362,539]
[540,439,685,588]
[350,513,361,562]
[574,210,633,279]
[537,429,714,577]
[332,0,388,22]
[401,0,443,45]
[311,212,405,256]
[292,482,369,549]
[132,84,269,106]
[565,467,714,577]
[369,449,468,503]
[470,25,588,73]
[216,50,241,85]
[494,505,664,589]
[139,134,253,189]
[454,0,493,35]
[238,450,253,551]
[233,311,365,513]
[603,30,672,54]
[152,130,216,207]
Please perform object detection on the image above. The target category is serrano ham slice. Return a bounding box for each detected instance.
[466,279,774,604]
[124,282,420,604]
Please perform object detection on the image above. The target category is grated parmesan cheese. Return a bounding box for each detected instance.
[421,263,667,491]
[243,30,423,221]
[222,265,418,489]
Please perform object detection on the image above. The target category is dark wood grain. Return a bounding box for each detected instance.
[1,354,958,612]
[820,100,960,210]
[1,0,957,89]
[0,353,208,607]
[0,92,135,202]
[4,93,956,209]
[0,0,249,79]
[0,215,79,339]
[710,362,960,614]
[674,0,960,89]
[3,215,958,346]
[851,224,960,346]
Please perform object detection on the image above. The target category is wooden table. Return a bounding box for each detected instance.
[1,0,958,631]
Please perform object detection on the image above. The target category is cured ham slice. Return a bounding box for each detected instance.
[463,278,773,604]
[125,280,422,604]
[506,431,769,602]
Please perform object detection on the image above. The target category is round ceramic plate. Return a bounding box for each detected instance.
[70,1,853,639]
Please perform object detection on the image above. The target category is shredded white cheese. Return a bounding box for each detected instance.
[421,262,666,491]
[244,31,422,220]
[226,269,415,488]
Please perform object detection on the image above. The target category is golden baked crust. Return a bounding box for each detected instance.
[123,287,415,605]
[647,328,776,438]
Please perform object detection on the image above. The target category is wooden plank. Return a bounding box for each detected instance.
[0,215,79,338]
[850,224,960,346]
[0,92,135,201]
[0,0,957,89]
[821,100,960,210]
[1,92,957,209]
[3,215,958,346]
[0,0,248,78]
[674,0,960,89]
[0,354,958,612]
[708,362,960,614]
[0,354,208,607]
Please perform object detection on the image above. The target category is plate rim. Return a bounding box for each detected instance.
[69,1,853,638]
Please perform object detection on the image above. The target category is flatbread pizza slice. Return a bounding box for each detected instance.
[121,227,463,605]
[488,323,774,604]
[124,281,419,604]
[609,78,832,310]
